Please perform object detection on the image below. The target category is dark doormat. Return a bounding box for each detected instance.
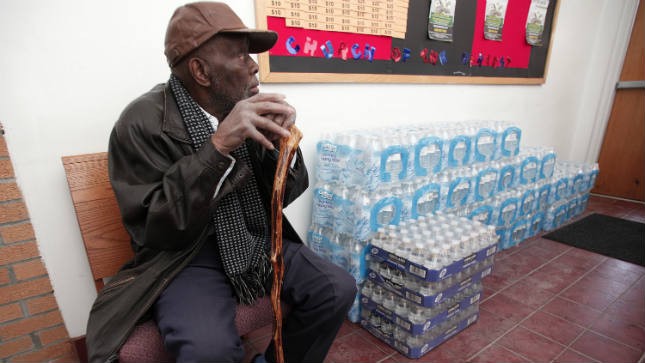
[543,213,645,267]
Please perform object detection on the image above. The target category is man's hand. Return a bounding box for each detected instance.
[210,93,296,154]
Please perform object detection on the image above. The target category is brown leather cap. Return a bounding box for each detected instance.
[164,2,278,67]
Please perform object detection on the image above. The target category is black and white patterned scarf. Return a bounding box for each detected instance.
[169,75,272,305]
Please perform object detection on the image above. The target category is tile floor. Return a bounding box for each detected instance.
[244,195,645,363]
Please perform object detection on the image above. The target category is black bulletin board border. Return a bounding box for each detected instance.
[255,0,559,84]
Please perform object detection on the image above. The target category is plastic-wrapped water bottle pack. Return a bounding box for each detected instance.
[308,121,599,323]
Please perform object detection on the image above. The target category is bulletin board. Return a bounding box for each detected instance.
[254,0,559,84]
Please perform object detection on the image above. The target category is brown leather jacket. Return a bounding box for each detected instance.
[86,83,308,363]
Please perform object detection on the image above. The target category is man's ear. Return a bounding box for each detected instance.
[187,57,211,87]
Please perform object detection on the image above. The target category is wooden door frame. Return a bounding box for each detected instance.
[585,0,641,164]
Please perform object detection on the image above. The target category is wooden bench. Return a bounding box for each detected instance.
[63,152,277,363]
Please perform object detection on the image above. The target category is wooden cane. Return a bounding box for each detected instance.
[270,124,302,363]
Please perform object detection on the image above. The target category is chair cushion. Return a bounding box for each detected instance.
[118,320,174,363]
[119,296,285,363]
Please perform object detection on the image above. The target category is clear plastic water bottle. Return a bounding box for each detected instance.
[404,274,421,291]
[474,165,498,201]
[408,305,426,325]
[370,227,387,248]
[333,186,355,235]
[311,183,336,229]
[380,134,409,183]
[383,291,397,310]
[395,297,409,317]
[499,123,521,157]
[391,268,405,286]
[588,163,599,190]
[409,240,426,266]
[415,135,443,176]
[497,159,516,193]
[315,133,340,182]
[510,220,528,246]
[497,194,519,227]
[374,190,395,226]
[474,127,497,163]
[348,238,366,283]
[436,171,451,212]
[540,147,557,179]
[353,191,373,241]
[447,173,471,209]
[536,180,552,211]
[307,224,331,259]
[396,237,413,260]
[343,132,369,188]
[330,231,350,269]
[372,285,385,304]
[519,151,539,185]
[361,280,374,297]
[519,187,537,217]
[448,129,472,168]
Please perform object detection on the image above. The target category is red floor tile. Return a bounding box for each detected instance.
[604,298,645,328]
[590,312,645,351]
[497,326,565,362]
[481,285,496,301]
[354,328,396,356]
[528,264,579,293]
[336,320,360,339]
[389,342,459,363]
[586,197,635,218]
[559,280,618,311]
[454,309,518,359]
[468,343,530,363]
[517,243,564,263]
[495,244,523,261]
[472,307,517,340]
[524,271,574,294]
[435,324,494,361]
[562,247,607,268]
[378,357,398,363]
[575,273,633,299]
[482,262,519,291]
[506,250,551,273]
[325,330,393,363]
[480,293,534,323]
[499,278,557,309]
[595,257,645,278]
[553,348,601,363]
[541,297,603,328]
[532,238,572,255]
[520,310,584,346]
[619,277,645,310]
[550,253,598,277]
[589,261,644,287]
[611,199,644,217]
[624,209,645,223]
[571,331,642,363]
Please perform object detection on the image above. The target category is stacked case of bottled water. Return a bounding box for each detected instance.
[308,121,520,321]
[307,120,599,322]
[541,161,598,233]
[360,215,497,358]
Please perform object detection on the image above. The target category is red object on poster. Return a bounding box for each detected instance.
[471,0,533,69]
[267,17,393,61]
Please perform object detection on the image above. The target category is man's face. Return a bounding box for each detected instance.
[201,34,259,116]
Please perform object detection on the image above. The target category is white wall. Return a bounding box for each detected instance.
[0,0,638,337]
